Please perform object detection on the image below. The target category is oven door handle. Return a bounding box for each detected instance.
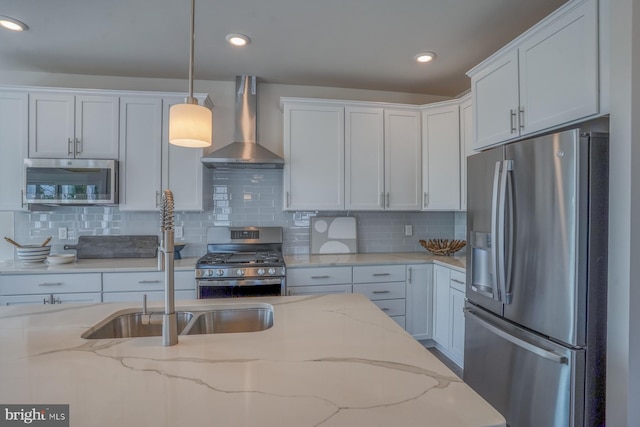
[197,278,283,287]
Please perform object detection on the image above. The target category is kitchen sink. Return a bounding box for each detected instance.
[181,306,273,335]
[82,303,274,339]
[82,311,194,339]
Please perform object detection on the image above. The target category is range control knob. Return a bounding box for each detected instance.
[267,268,276,276]
[257,268,265,276]
[236,269,245,277]
[216,269,225,277]
[205,269,214,277]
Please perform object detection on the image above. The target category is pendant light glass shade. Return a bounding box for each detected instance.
[169,103,212,148]
[169,0,212,148]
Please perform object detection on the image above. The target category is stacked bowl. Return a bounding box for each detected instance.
[16,245,51,263]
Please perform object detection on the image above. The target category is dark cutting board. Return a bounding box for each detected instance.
[64,235,159,259]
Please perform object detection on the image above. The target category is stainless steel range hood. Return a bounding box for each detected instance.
[201,75,284,169]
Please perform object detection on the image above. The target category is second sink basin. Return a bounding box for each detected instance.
[82,303,274,339]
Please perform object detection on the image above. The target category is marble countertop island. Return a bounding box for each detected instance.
[0,294,502,427]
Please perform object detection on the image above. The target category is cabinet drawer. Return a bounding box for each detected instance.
[353,282,406,300]
[103,271,195,292]
[450,270,466,292]
[287,284,352,296]
[372,298,406,317]
[102,290,196,303]
[353,265,406,283]
[0,273,101,295]
[0,292,102,306]
[286,267,352,286]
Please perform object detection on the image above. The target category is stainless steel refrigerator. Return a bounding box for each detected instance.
[464,124,608,427]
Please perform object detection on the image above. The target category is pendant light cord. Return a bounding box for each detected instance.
[187,0,196,104]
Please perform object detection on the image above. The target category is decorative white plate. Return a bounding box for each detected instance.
[46,254,75,265]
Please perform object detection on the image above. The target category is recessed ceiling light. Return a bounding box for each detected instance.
[415,52,436,63]
[226,33,250,47]
[0,15,28,32]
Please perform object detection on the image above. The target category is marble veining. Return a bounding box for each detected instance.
[0,294,503,426]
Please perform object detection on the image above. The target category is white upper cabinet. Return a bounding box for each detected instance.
[283,101,345,211]
[162,97,207,212]
[384,109,422,210]
[118,97,163,211]
[345,106,421,211]
[459,95,473,211]
[469,0,600,150]
[29,92,119,159]
[421,102,460,211]
[0,91,28,211]
[345,106,385,210]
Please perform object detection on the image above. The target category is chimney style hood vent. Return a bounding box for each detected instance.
[201,75,284,169]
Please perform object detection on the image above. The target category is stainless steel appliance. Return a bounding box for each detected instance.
[464,124,608,427]
[195,226,285,298]
[24,158,118,206]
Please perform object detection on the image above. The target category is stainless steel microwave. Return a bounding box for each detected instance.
[24,158,118,206]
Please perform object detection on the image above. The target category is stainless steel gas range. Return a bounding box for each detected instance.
[195,226,285,298]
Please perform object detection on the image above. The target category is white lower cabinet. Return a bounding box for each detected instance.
[432,265,466,367]
[0,273,102,306]
[405,264,433,340]
[353,265,406,327]
[102,270,196,302]
[286,266,352,296]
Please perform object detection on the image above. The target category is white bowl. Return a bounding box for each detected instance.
[46,254,75,265]
[16,245,51,263]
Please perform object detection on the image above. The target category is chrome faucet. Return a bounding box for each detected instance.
[160,189,178,346]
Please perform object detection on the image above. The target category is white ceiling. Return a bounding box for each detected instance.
[0,0,567,97]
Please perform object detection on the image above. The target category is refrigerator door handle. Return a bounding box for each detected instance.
[498,160,514,304]
[465,308,568,365]
[490,161,502,301]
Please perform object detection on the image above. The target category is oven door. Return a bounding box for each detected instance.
[197,278,284,298]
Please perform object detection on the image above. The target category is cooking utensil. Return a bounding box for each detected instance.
[41,236,52,247]
[4,237,22,248]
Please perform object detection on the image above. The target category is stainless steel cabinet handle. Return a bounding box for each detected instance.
[286,191,290,208]
[139,280,162,284]
[466,309,568,365]
[38,282,64,287]
[372,273,391,277]
[155,191,160,208]
[510,109,517,133]
[380,307,390,311]
[518,107,525,130]
[75,138,82,155]
[451,279,465,285]
[408,267,412,284]
[386,192,390,208]
[380,192,385,208]
[423,192,429,208]
[68,138,74,156]
[372,290,391,294]
[20,190,24,208]
[311,275,330,279]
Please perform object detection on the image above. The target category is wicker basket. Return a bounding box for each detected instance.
[419,239,466,256]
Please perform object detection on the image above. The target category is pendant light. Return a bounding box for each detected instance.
[169,0,212,148]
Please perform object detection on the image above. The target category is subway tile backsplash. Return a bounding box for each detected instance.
[13,169,467,258]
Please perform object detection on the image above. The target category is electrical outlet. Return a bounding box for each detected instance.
[175,226,183,239]
[404,225,413,236]
[58,227,67,240]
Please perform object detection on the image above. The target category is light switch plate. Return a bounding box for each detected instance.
[175,226,183,239]
[58,227,68,240]
[404,225,413,236]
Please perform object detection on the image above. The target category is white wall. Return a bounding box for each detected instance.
[607,0,640,425]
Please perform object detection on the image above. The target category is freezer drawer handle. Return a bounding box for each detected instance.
[465,308,568,365]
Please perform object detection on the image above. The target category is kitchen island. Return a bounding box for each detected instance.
[0,294,503,426]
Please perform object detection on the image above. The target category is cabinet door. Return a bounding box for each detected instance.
[162,97,205,211]
[459,96,473,211]
[345,106,385,210]
[28,93,75,158]
[0,91,28,210]
[283,103,344,210]
[471,50,520,150]
[518,0,598,135]
[406,264,433,340]
[432,265,451,346]
[421,103,460,210]
[384,109,422,210]
[449,286,466,367]
[118,97,163,211]
[75,95,119,159]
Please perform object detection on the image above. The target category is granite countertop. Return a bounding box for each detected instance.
[284,252,466,272]
[0,257,198,275]
[0,294,503,427]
